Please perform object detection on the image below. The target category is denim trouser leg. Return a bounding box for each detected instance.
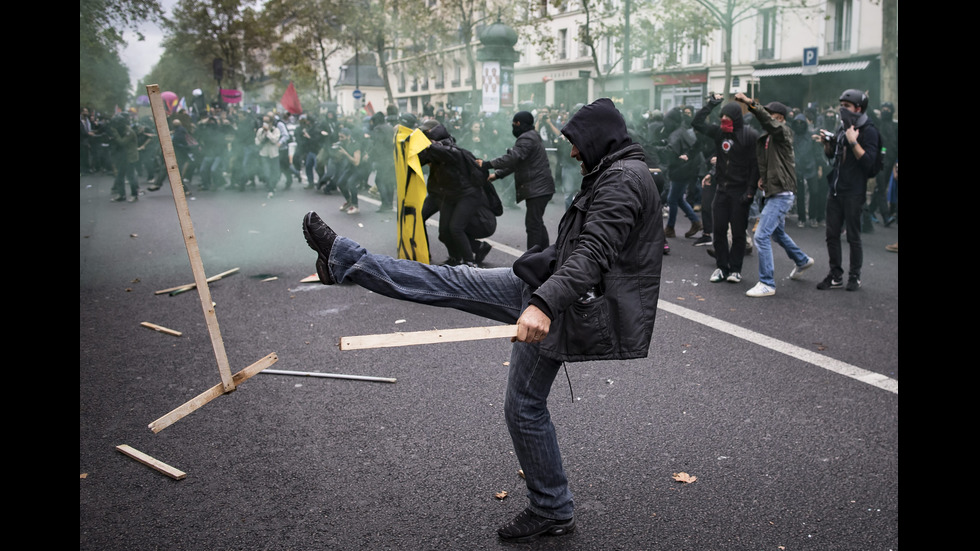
[754,194,807,286]
[666,178,698,228]
[327,236,573,517]
[505,342,574,519]
[328,236,525,324]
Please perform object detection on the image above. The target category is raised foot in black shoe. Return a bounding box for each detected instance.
[497,508,575,543]
[302,211,337,285]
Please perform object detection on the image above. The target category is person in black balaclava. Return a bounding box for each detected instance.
[417,119,497,266]
[813,88,880,291]
[300,97,663,543]
[482,111,556,250]
[693,94,760,284]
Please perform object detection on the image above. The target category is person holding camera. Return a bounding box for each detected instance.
[255,114,281,197]
[812,89,881,291]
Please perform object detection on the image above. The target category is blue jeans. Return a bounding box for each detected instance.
[666,178,699,228]
[326,237,575,518]
[753,193,808,287]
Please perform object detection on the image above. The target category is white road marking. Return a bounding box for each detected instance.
[658,300,898,394]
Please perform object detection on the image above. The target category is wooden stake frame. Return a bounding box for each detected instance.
[144,84,277,431]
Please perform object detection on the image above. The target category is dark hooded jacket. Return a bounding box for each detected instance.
[487,123,555,202]
[693,100,759,198]
[655,107,702,181]
[519,98,663,362]
[417,122,486,202]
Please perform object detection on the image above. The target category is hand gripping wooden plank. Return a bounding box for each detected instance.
[339,325,518,351]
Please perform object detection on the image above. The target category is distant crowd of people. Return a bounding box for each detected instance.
[80,86,897,288]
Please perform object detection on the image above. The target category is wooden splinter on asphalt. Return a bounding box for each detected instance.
[116,444,186,480]
[339,325,519,351]
[144,84,277,432]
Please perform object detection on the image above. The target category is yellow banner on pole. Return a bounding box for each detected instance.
[394,125,431,263]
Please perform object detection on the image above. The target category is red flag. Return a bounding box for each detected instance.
[364,101,375,116]
[281,82,302,115]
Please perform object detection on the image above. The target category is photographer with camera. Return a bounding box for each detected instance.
[811,89,881,292]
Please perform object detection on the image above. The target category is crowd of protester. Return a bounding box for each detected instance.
[80,89,897,269]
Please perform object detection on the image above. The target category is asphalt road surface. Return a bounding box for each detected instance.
[80,170,898,550]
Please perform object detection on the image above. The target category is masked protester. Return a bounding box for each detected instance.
[693,94,761,284]
[813,88,881,291]
[483,111,556,250]
[301,98,663,543]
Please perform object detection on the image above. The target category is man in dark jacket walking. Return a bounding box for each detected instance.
[301,97,663,543]
[693,94,760,284]
[483,111,555,250]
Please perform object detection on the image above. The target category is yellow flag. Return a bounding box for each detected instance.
[394,125,431,263]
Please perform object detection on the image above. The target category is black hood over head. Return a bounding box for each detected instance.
[720,102,744,131]
[663,107,683,134]
[560,98,632,172]
[420,120,452,143]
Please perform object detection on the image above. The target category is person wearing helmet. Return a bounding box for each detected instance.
[814,88,881,291]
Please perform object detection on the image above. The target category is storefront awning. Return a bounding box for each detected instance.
[752,60,870,78]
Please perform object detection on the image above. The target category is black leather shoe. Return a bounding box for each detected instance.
[302,211,337,285]
[474,242,492,265]
[497,508,574,543]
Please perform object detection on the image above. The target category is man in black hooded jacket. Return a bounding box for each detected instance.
[483,111,556,250]
[417,119,497,266]
[693,94,760,284]
[301,98,663,543]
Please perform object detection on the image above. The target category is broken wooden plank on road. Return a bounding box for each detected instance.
[115,444,186,480]
[154,267,240,295]
[140,322,182,337]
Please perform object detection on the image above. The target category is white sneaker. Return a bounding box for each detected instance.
[710,268,725,282]
[746,282,775,297]
[790,257,815,280]
[346,205,359,214]
[726,272,742,283]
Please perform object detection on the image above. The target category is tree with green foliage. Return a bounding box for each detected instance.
[146,0,267,103]
[80,0,164,112]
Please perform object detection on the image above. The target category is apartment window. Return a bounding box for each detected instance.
[688,37,703,64]
[558,29,568,60]
[758,8,776,60]
[577,26,589,58]
[828,0,852,52]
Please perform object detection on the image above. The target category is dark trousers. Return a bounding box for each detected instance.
[700,181,714,234]
[523,195,552,250]
[825,192,864,280]
[439,194,483,262]
[711,189,751,274]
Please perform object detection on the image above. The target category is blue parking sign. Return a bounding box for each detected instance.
[802,47,818,75]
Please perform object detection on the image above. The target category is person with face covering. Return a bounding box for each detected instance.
[483,111,556,250]
[813,88,881,291]
[693,94,760,284]
[417,119,497,266]
[300,98,663,543]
